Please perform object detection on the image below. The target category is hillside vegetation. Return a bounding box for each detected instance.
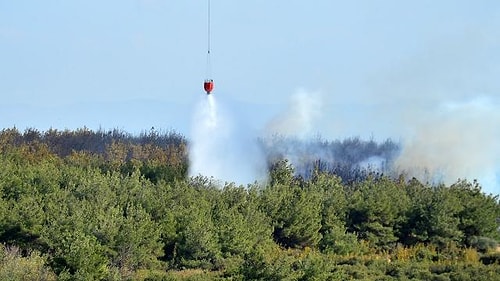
[0,127,499,280]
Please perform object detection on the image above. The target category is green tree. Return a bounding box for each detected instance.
[450,180,500,243]
[113,204,163,272]
[169,180,221,269]
[0,245,56,281]
[347,177,410,249]
[262,161,323,249]
[401,181,464,248]
[57,230,108,280]
[213,184,272,272]
[308,172,361,255]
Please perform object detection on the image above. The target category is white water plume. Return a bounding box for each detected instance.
[189,95,266,186]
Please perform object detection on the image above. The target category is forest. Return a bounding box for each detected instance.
[0,127,499,281]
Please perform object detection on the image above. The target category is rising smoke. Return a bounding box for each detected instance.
[265,89,324,138]
[189,13,500,194]
[262,90,499,195]
[394,96,500,192]
[262,90,400,182]
[189,89,499,195]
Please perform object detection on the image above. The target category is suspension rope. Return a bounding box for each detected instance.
[207,0,211,55]
[206,0,212,79]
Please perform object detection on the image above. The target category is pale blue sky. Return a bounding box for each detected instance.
[1,0,497,131]
[1,1,499,193]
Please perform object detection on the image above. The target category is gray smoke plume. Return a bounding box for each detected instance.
[189,87,499,195]
[265,89,324,138]
[370,26,500,195]
[262,90,399,182]
[394,96,500,193]
[262,89,500,195]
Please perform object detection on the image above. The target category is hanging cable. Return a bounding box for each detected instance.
[206,0,212,79]
[203,0,214,94]
[207,0,211,55]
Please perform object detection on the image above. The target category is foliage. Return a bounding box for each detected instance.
[263,160,323,248]
[347,176,410,250]
[0,245,56,281]
[0,127,499,279]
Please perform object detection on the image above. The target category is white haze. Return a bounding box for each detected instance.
[188,24,500,195]
[265,89,324,139]
[262,90,499,196]
[263,90,393,178]
[378,25,500,195]
[189,95,266,186]
[394,96,500,194]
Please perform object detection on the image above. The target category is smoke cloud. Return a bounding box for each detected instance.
[261,89,499,195]
[262,90,399,181]
[188,8,500,195]
[265,90,324,138]
[395,96,500,193]
[188,88,499,197]
[370,26,500,195]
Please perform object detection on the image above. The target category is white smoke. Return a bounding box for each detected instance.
[359,156,387,172]
[189,88,500,196]
[262,89,499,196]
[188,95,266,186]
[265,89,324,138]
[395,96,500,194]
[262,89,399,178]
[262,90,325,175]
[361,23,500,196]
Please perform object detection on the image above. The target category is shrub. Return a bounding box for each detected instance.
[0,245,56,281]
[468,236,498,253]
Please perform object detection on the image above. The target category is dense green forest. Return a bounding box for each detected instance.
[0,127,499,280]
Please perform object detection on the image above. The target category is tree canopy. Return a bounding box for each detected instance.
[0,127,499,280]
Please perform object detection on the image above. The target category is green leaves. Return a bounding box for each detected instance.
[57,230,108,280]
[0,128,499,279]
[0,245,56,281]
[262,171,323,249]
[347,177,409,249]
[451,180,500,242]
[114,204,163,271]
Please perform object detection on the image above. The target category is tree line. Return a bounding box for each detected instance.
[0,127,499,280]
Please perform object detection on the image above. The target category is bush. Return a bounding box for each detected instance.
[0,245,56,281]
[480,252,500,265]
[468,236,498,253]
